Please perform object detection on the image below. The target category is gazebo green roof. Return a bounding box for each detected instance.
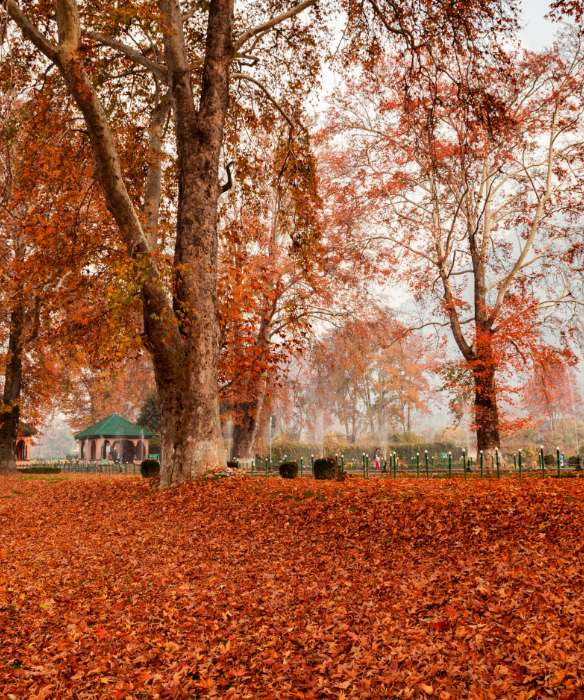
[18,421,37,437]
[74,414,153,440]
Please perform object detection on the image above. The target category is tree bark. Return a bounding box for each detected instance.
[230,367,269,460]
[472,355,501,454]
[231,401,261,460]
[152,0,234,483]
[0,298,25,473]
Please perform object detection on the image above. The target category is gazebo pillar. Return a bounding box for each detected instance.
[94,438,104,462]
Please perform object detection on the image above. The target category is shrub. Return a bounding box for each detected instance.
[279,461,298,479]
[568,455,581,469]
[227,460,239,469]
[19,466,61,474]
[313,457,337,480]
[140,459,160,478]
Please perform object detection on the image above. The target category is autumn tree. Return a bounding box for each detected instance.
[3,0,326,484]
[61,353,155,432]
[218,123,363,460]
[311,313,433,443]
[522,347,582,447]
[0,85,125,472]
[322,36,584,456]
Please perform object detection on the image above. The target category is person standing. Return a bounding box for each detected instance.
[374,449,381,471]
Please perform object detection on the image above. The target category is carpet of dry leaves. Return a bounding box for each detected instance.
[0,474,582,699]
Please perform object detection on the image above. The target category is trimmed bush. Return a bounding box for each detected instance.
[227,460,240,469]
[279,461,299,479]
[568,455,582,469]
[19,466,61,474]
[313,457,337,480]
[140,459,160,478]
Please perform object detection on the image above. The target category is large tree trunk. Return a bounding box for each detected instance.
[154,0,233,483]
[157,375,221,486]
[231,401,261,460]
[7,0,226,484]
[473,358,501,454]
[0,299,25,474]
[230,369,268,460]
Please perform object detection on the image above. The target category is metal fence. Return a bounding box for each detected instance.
[18,448,583,480]
[252,447,583,479]
[18,460,141,475]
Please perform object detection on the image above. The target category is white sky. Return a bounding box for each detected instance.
[521,0,556,49]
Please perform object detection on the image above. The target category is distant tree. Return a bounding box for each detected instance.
[138,392,161,433]
[312,313,433,443]
[62,355,155,431]
[522,348,581,445]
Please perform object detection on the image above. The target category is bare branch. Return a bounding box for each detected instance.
[85,32,167,80]
[537,296,584,309]
[143,91,172,245]
[232,72,296,128]
[55,0,80,52]
[234,0,316,51]
[491,103,559,320]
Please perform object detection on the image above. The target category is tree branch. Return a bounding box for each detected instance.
[5,0,59,62]
[232,72,296,128]
[7,0,183,367]
[85,32,167,80]
[234,0,316,51]
[221,160,235,194]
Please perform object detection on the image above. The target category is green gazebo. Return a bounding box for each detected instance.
[74,414,153,463]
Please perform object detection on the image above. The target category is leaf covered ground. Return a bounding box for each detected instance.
[0,474,582,699]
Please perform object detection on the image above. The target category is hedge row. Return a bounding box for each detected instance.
[262,440,460,464]
[260,442,583,466]
[18,466,62,474]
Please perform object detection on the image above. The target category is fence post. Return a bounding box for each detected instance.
[265,457,269,477]
[424,450,429,477]
[495,448,500,479]
[556,446,561,478]
[311,454,314,476]
[362,452,366,479]
[518,449,522,479]
[462,448,467,478]
[393,452,397,478]
[300,456,304,477]
[416,452,420,478]
[540,446,545,476]
[513,453,517,471]
[448,451,452,478]
[479,450,484,478]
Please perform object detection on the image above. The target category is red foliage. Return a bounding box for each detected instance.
[1,475,583,698]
